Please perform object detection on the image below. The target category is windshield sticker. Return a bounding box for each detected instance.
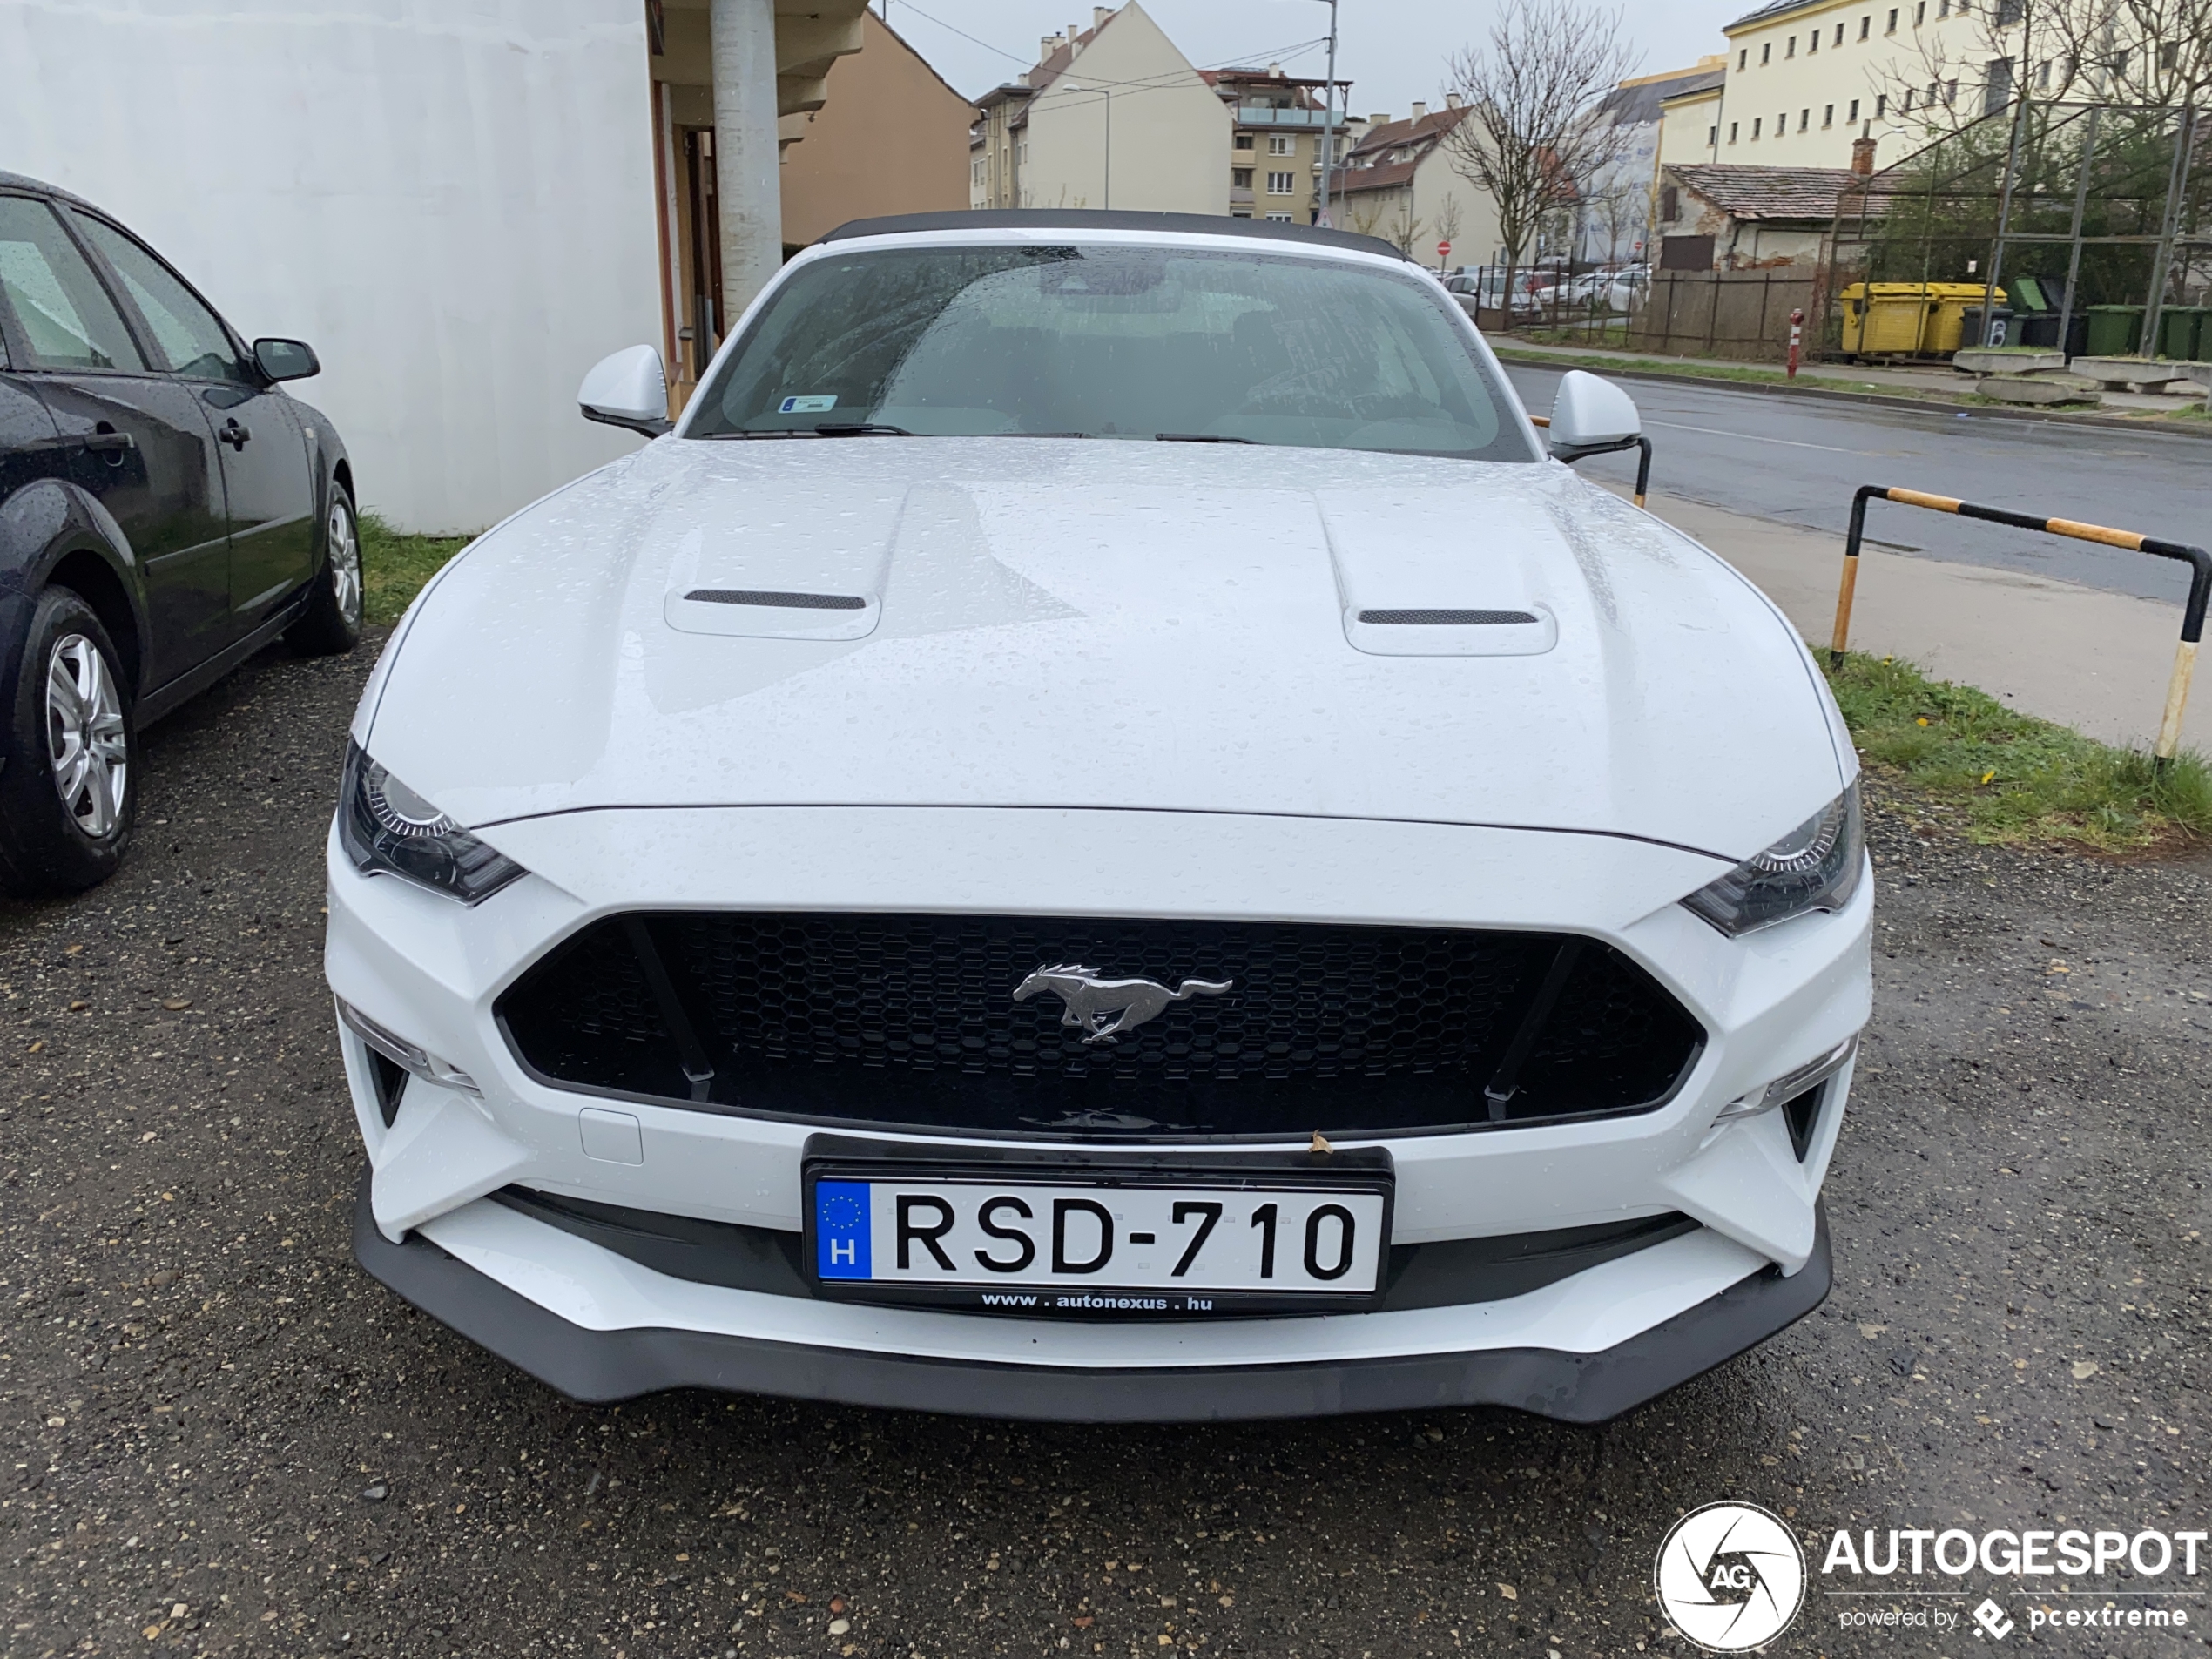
[778,394,838,414]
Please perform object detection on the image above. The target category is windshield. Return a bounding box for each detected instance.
[685,242,1535,462]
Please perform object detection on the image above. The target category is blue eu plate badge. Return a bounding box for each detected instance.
[815,1181,873,1278]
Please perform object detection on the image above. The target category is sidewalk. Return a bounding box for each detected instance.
[1498,336,2211,426]
[1611,486,2208,754]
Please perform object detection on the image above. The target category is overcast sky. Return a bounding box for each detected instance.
[880,0,1745,114]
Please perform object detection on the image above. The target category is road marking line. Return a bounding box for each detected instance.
[1643,419,1867,455]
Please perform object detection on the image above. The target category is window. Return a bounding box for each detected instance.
[2113,47,2129,79]
[1268,134,1293,156]
[1903,87,1915,111]
[1876,92,1887,115]
[2036,59,2050,86]
[1730,120,1741,142]
[1234,132,1255,151]
[1752,117,1763,138]
[0,195,144,371]
[1993,0,2021,18]
[2159,40,2180,71]
[1824,103,1835,125]
[1860,16,1871,37]
[1266,171,1295,195]
[71,211,247,381]
[1264,211,1294,221]
[1984,57,2014,112]
[1738,47,1748,69]
[1914,2,1925,24]
[1660,184,1680,220]
[1836,21,1845,44]
[1777,109,1788,132]
[1761,41,1771,64]
[1946,78,1958,102]
[1232,167,1254,187]
[1886,7,1898,30]
[1938,0,1949,13]
[1708,124,1719,145]
[1849,97,1861,119]
[687,243,1529,460]
[1786,34,1797,56]
[1810,29,1819,52]
[1800,108,1811,131]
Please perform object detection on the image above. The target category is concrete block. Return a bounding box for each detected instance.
[2069,356,2188,391]
[1953,347,2067,376]
[1975,374,2101,407]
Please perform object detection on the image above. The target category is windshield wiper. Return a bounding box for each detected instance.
[813,422,914,437]
[1155,432,1254,444]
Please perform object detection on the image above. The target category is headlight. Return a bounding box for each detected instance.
[1682,784,1864,937]
[338,740,527,904]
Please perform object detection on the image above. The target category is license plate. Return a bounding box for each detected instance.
[804,1152,1393,1317]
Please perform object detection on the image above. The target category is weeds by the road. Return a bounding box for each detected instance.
[360,513,473,626]
[1825,651,2210,852]
[1491,346,1898,396]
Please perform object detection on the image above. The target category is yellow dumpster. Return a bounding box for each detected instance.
[1922,282,2006,354]
[1840,283,1935,354]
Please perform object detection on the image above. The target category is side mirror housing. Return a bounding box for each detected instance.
[253,337,320,381]
[1547,369,1641,463]
[578,345,671,436]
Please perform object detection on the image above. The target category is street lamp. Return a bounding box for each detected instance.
[1063,84,1113,209]
[1308,0,1339,226]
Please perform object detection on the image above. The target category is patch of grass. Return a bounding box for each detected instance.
[1824,651,2212,852]
[359,513,475,626]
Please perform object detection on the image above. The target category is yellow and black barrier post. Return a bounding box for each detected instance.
[1829,483,2211,764]
[1529,415,1655,509]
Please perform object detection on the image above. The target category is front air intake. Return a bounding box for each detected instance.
[495,914,1705,1142]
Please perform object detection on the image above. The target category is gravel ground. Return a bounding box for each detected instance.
[3,637,2206,1658]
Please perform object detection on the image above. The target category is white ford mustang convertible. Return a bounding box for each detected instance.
[328,212,1870,1422]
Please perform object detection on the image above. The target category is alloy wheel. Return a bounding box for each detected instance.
[329,499,363,626]
[44,632,128,838]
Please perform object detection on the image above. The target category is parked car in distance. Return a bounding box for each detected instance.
[334,210,1868,1426]
[0,171,359,895]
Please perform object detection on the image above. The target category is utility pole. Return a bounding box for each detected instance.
[1312,0,1339,226]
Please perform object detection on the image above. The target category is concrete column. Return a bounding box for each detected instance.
[711,0,782,332]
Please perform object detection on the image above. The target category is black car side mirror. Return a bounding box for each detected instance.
[253,337,320,381]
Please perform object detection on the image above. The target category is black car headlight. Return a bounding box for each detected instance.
[1683,784,1864,937]
[339,740,527,904]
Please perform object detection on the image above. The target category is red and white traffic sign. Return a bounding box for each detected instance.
[1436,240,1452,260]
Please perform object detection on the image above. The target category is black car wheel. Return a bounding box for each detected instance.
[0,588,139,896]
[287,482,364,656]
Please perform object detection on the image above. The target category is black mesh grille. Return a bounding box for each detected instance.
[496,914,1705,1140]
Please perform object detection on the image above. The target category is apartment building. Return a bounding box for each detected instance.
[1204,66,1341,223]
[966,3,1226,215]
[1660,0,2040,173]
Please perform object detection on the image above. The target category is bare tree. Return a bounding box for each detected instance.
[1439,0,1640,327]
[1433,194,1465,268]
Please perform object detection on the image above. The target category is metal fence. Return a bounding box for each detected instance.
[1624,270,1820,363]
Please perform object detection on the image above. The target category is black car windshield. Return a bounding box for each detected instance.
[686,242,1534,462]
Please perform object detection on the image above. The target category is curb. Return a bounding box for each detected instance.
[1489,347,2212,442]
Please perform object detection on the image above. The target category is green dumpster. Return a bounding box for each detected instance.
[2157,305,2209,361]
[2085,304,2144,355]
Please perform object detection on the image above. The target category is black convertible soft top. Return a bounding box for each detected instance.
[819,208,1409,262]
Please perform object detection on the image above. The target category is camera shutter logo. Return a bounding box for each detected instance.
[1653,1501,1806,1652]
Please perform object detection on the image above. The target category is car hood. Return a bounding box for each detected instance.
[361,438,1845,862]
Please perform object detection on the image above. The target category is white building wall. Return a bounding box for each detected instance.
[1022,4,1227,215]
[0,0,663,533]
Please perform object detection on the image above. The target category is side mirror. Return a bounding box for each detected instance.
[1547,368,1641,464]
[253,337,320,381]
[578,345,671,437]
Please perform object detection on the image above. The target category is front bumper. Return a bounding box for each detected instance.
[354,1171,1831,1422]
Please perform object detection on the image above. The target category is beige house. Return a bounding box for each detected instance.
[1652,147,1896,269]
[1329,104,1501,266]
[779,10,974,248]
[968,4,1227,215]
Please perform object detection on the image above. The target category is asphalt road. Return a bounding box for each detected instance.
[1503,363,2212,608]
[3,638,2209,1657]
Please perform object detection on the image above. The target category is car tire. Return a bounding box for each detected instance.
[0,588,139,897]
[287,482,364,656]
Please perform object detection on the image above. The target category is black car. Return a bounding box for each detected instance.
[0,171,358,896]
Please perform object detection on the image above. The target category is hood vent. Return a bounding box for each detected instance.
[1359,608,1540,627]
[685,589,867,610]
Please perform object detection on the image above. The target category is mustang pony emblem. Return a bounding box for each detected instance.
[1012,964,1234,1045]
